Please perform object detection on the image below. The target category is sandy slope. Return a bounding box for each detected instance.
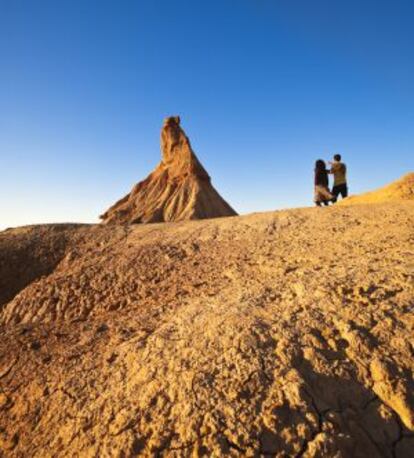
[1,203,414,456]
[340,173,414,206]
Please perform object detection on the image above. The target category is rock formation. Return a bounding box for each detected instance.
[1,201,414,456]
[100,116,237,224]
[340,172,414,205]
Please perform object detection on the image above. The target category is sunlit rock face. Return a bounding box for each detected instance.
[100,116,237,224]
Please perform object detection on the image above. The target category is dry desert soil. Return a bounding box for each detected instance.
[1,202,414,457]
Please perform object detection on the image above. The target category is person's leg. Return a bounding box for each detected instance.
[331,186,339,203]
[336,184,347,199]
[315,201,322,207]
[323,200,330,206]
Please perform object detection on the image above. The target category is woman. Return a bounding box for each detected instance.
[314,159,333,206]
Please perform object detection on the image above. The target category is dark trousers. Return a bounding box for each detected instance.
[332,183,348,202]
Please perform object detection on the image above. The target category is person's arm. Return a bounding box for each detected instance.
[328,163,337,174]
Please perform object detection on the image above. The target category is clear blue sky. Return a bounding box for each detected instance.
[1,0,413,229]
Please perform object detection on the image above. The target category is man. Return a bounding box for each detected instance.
[329,154,348,202]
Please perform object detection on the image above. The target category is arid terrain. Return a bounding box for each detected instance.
[1,200,414,457]
[339,173,414,206]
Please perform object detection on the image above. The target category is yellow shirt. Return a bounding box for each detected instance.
[331,161,347,186]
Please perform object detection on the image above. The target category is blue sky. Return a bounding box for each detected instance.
[1,0,413,229]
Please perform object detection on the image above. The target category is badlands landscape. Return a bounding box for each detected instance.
[0,119,413,457]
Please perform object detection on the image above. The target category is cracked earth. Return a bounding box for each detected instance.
[0,202,414,456]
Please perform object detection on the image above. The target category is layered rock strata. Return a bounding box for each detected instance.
[100,116,237,224]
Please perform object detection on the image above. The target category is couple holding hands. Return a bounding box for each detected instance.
[314,154,348,206]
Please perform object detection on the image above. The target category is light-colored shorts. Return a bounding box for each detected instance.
[314,185,333,203]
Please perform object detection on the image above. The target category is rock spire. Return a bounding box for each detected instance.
[100,116,237,224]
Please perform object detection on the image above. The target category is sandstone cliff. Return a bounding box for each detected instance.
[100,116,237,224]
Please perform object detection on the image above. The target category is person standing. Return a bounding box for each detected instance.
[329,154,348,202]
[314,159,333,206]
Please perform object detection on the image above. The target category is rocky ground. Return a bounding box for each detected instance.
[0,202,414,457]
